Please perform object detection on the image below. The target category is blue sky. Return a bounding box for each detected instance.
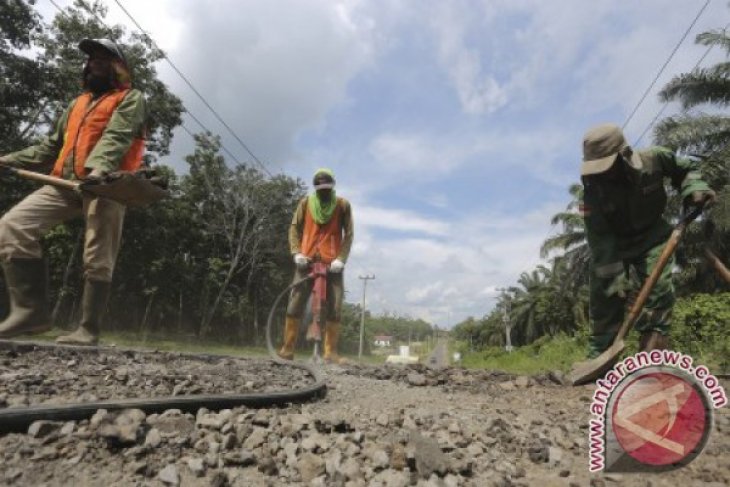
[40,0,729,327]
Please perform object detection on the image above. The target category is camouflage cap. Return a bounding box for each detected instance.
[581,123,641,175]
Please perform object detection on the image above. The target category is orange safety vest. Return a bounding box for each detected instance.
[300,198,344,264]
[52,89,145,178]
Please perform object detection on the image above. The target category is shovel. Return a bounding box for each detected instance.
[570,204,705,386]
[0,166,168,207]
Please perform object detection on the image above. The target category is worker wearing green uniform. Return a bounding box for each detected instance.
[581,124,715,357]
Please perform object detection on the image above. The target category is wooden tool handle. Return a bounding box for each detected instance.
[705,247,730,284]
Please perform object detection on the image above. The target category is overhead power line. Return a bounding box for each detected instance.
[110,0,273,176]
[47,0,246,166]
[622,0,710,131]
[634,21,730,147]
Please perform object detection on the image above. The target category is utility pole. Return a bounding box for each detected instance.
[503,297,513,353]
[358,274,375,361]
[496,287,512,353]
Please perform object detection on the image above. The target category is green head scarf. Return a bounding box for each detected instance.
[308,168,337,224]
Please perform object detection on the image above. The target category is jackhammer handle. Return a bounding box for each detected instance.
[616,205,704,342]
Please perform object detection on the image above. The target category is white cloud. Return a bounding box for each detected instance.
[357,206,450,237]
[345,200,564,327]
[428,2,508,115]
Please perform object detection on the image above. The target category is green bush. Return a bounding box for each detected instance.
[670,293,730,370]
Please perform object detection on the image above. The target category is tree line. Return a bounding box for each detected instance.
[0,0,440,350]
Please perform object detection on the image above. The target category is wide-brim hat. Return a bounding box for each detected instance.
[79,38,127,66]
[581,123,642,175]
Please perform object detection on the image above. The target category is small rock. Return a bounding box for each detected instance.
[210,471,230,487]
[515,376,530,388]
[298,452,325,482]
[376,413,389,427]
[223,449,256,467]
[258,455,278,476]
[158,464,179,486]
[407,373,427,386]
[243,427,267,449]
[370,449,389,470]
[145,428,162,448]
[187,457,205,477]
[340,457,361,480]
[129,460,148,476]
[409,431,449,478]
[391,443,407,470]
[28,420,61,439]
[60,421,76,436]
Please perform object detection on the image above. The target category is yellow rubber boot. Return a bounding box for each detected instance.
[278,317,299,360]
[324,321,347,365]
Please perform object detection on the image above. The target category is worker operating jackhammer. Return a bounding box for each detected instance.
[278,169,354,364]
[0,39,148,345]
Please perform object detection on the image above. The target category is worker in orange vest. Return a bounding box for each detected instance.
[0,39,147,345]
[280,168,354,363]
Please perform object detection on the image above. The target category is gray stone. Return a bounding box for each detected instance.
[60,421,76,436]
[244,427,267,449]
[187,457,205,477]
[27,420,61,439]
[409,431,449,478]
[298,452,325,482]
[223,449,256,467]
[372,469,409,487]
[145,428,162,448]
[158,464,180,486]
[340,457,361,480]
[407,373,427,386]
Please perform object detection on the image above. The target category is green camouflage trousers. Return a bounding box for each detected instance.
[588,241,674,358]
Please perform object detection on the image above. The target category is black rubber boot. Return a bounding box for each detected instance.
[56,280,110,346]
[0,258,52,338]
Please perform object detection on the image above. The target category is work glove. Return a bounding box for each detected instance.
[685,190,716,210]
[294,253,310,269]
[329,258,345,273]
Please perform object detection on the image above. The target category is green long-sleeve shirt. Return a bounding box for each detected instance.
[5,89,147,180]
[582,146,710,276]
[289,196,354,263]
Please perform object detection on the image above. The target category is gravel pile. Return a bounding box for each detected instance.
[0,345,727,487]
[0,346,313,408]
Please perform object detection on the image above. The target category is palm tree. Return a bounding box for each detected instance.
[508,266,553,344]
[540,184,590,292]
[655,26,730,293]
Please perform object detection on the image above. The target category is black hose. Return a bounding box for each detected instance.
[0,281,326,434]
[265,274,323,381]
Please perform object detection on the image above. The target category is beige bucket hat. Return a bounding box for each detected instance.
[581,123,642,175]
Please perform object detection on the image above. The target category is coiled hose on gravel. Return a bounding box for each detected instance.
[0,276,326,433]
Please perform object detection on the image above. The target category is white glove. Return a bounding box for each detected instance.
[329,258,345,273]
[294,253,309,269]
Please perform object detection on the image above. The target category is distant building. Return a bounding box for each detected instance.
[373,335,393,347]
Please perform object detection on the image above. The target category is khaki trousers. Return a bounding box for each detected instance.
[0,185,125,282]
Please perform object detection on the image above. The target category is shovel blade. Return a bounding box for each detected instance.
[569,339,626,386]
